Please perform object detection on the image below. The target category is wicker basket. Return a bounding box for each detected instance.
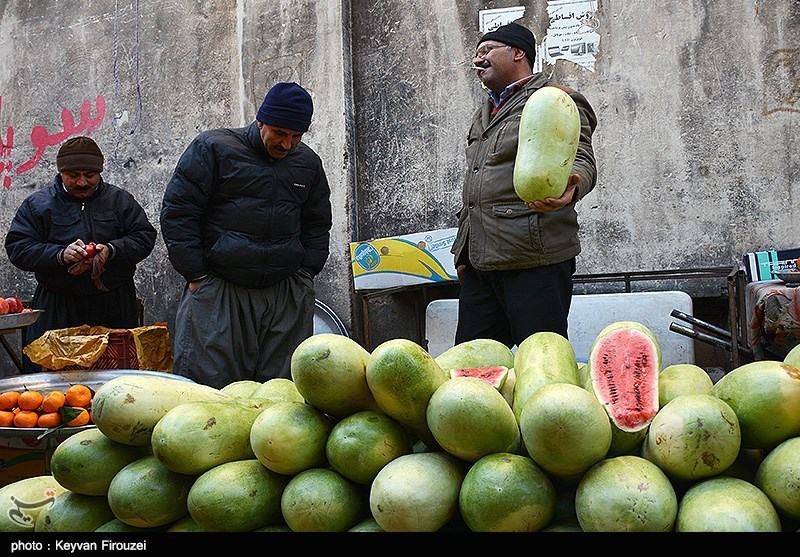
[60,330,140,371]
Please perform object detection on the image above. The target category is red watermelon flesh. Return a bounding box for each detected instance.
[589,328,659,432]
[449,366,508,390]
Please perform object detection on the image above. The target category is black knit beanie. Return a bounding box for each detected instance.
[56,136,104,173]
[478,22,537,67]
[256,82,314,133]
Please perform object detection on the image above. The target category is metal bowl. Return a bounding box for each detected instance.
[0,309,43,332]
[313,299,349,336]
[775,271,800,286]
[0,370,193,440]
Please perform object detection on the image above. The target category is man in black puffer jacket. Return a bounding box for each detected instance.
[160,82,332,389]
[5,136,157,373]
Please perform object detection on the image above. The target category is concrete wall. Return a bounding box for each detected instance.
[0,0,798,371]
[0,0,354,373]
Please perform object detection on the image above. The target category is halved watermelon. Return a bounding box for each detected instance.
[588,321,661,433]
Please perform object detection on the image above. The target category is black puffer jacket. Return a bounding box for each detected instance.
[160,122,332,289]
[4,177,157,295]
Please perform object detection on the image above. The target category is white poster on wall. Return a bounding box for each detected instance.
[478,7,527,33]
[542,0,600,71]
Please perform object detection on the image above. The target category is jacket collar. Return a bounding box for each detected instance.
[53,174,106,203]
[245,121,271,159]
[480,72,549,129]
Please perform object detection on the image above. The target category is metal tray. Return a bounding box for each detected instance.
[313,299,349,337]
[0,369,193,440]
[0,309,43,332]
[775,271,800,286]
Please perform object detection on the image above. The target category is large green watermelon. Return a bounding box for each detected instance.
[513,86,581,203]
[712,360,800,449]
[575,455,677,532]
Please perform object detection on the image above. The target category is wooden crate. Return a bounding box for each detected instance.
[60,330,139,371]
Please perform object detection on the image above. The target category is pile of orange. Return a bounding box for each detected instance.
[0,384,94,429]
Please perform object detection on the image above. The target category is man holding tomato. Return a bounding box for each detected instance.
[4,136,157,373]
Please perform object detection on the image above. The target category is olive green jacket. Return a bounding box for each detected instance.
[451,73,598,271]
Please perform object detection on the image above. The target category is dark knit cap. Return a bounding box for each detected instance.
[256,82,314,133]
[56,136,104,173]
[478,22,537,67]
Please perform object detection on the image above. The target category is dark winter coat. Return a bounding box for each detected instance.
[4,176,157,295]
[160,121,332,289]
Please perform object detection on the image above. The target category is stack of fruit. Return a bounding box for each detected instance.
[1,324,800,533]
[0,384,93,429]
[0,296,26,315]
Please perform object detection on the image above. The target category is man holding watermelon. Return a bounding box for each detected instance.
[451,21,598,348]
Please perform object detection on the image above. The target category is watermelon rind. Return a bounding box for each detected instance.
[675,477,781,532]
[575,455,677,532]
[435,338,515,372]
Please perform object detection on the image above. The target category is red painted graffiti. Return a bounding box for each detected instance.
[0,95,106,189]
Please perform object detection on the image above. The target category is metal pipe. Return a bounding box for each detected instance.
[670,309,732,340]
[669,322,754,357]
[669,322,733,352]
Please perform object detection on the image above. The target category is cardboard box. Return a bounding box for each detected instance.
[350,228,458,290]
[742,248,800,282]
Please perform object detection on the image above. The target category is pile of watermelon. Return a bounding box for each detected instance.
[2,321,800,532]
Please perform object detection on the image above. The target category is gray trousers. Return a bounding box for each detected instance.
[172,272,315,389]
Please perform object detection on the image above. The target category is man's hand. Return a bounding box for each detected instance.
[62,239,94,266]
[67,242,110,287]
[66,239,97,275]
[525,174,580,212]
[456,264,466,284]
[67,259,93,275]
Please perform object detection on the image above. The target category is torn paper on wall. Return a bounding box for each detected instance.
[543,0,600,72]
[478,6,527,33]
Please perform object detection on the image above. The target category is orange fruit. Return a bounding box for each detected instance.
[65,384,92,408]
[42,390,66,413]
[37,412,62,428]
[17,390,43,411]
[64,407,90,427]
[13,410,39,428]
[0,410,14,427]
[0,391,20,411]
[0,298,8,315]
